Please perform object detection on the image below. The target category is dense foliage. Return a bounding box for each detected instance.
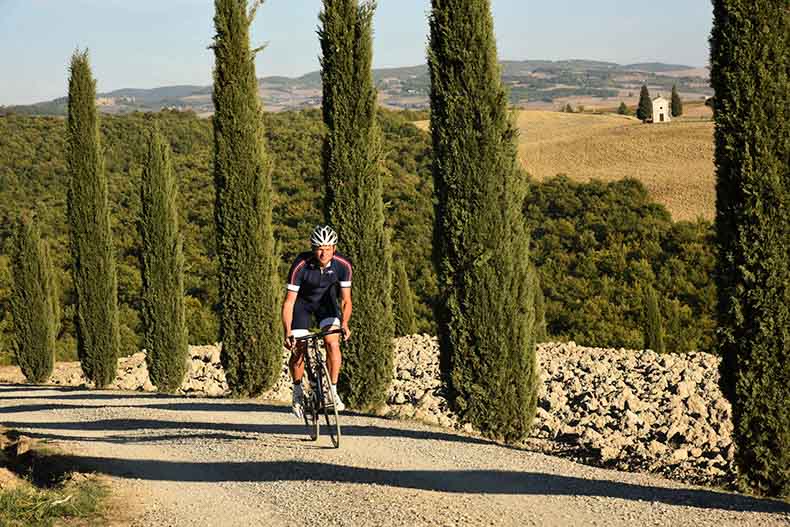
[710,0,789,497]
[392,260,417,337]
[139,126,188,392]
[9,215,58,383]
[671,85,683,117]
[0,110,719,365]
[319,0,394,409]
[429,0,538,442]
[643,286,665,354]
[524,176,716,351]
[211,0,281,396]
[637,85,652,122]
[66,51,120,388]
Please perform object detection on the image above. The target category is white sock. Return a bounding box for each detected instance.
[331,384,338,397]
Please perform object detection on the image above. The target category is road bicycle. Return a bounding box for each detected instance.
[294,328,343,448]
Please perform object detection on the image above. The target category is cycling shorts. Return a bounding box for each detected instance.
[291,297,341,338]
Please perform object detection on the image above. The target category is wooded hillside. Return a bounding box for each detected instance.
[0,110,715,361]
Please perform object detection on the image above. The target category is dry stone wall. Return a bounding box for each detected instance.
[6,335,735,486]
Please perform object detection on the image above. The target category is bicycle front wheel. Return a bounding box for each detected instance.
[319,362,341,448]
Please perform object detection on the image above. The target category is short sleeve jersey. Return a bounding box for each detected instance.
[286,252,352,306]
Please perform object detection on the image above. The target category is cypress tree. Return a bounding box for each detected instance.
[671,84,683,117]
[212,0,281,396]
[532,269,548,343]
[139,126,188,393]
[710,0,789,497]
[643,286,665,353]
[429,0,539,442]
[392,260,417,337]
[66,50,120,388]
[319,0,394,410]
[617,102,629,116]
[9,215,58,384]
[637,85,652,122]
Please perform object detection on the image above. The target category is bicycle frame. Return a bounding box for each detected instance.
[294,328,343,447]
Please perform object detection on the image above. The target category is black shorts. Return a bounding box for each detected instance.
[291,297,341,337]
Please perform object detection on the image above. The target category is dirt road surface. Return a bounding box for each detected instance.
[1,384,787,526]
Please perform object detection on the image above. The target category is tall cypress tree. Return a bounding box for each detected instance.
[532,268,548,344]
[392,260,417,337]
[9,215,58,384]
[671,84,683,117]
[429,0,539,442]
[139,126,188,393]
[319,0,394,410]
[66,50,120,388]
[212,0,280,396]
[637,85,652,122]
[643,286,665,353]
[710,0,789,497]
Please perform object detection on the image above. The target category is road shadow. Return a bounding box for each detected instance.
[4,417,490,446]
[37,454,790,514]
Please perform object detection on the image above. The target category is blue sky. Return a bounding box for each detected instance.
[0,0,714,105]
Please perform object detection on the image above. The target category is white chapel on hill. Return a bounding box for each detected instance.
[652,95,671,123]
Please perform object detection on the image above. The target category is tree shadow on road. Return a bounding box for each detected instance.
[35,454,790,515]
[4,417,490,446]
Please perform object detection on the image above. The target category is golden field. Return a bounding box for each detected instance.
[416,107,715,222]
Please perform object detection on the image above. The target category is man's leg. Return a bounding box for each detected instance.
[289,301,312,418]
[289,342,307,383]
[319,310,344,410]
[323,329,342,384]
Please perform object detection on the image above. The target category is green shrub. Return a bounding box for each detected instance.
[320,0,394,409]
[211,0,282,396]
[637,85,652,122]
[393,260,417,337]
[429,0,538,442]
[139,127,188,392]
[65,50,120,388]
[9,215,58,383]
[643,286,665,353]
[710,0,789,497]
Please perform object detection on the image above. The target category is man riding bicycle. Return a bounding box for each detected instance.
[282,225,352,418]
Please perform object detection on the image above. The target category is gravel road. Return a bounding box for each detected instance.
[1,384,787,527]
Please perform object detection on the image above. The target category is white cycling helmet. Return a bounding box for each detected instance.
[310,225,338,247]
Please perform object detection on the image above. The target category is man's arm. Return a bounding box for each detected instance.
[339,287,352,340]
[282,290,298,348]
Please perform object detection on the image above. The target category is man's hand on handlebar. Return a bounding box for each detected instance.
[284,334,296,350]
[341,324,351,341]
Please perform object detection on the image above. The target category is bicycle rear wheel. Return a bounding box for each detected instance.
[319,362,341,448]
[302,356,320,441]
[302,386,319,441]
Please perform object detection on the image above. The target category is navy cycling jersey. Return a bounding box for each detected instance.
[286,252,352,306]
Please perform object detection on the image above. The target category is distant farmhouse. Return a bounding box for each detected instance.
[651,95,671,123]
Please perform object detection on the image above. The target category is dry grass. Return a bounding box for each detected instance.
[415,109,715,222]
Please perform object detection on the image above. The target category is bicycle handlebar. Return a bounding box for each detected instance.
[293,328,345,342]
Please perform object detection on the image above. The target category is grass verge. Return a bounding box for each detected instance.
[0,429,111,526]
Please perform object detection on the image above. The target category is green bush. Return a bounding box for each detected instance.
[320,0,394,409]
[710,0,789,497]
[524,176,716,351]
[139,126,188,392]
[66,50,120,388]
[637,85,652,122]
[392,259,417,337]
[9,215,58,383]
[429,0,538,442]
[211,0,282,396]
[642,286,665,353]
